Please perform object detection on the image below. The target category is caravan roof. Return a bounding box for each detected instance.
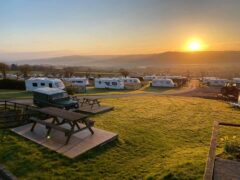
[33,87,65,95]
[96,78,122,81]
[27,77,60,81]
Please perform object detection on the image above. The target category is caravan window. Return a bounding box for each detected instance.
[77,81,83,83]
[98,81,101,84]
[40,83,45,86]
[49,83,53,88]
[112,82,117,86]
[105,82,110,86]
[32,82,38,87]
[166,81,170,84]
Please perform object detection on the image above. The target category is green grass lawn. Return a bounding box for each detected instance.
[0,96,240,179]
[81,85,187,96]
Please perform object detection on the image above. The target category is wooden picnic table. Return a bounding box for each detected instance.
[30,107,94,144]
[80,97,101,109]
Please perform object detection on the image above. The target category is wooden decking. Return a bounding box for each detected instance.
[12,123,118,158]
[214,157,240,180]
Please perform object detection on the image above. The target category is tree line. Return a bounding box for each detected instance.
[0,62,130,79]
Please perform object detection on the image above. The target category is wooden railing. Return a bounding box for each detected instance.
[204,121,240,180]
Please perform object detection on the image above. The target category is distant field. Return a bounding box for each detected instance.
[0,96,240,179]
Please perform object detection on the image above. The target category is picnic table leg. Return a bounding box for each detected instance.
[84,120,94,134]
[88,126,94,134]
[46,126,52,138]
[65,122,75,144]
[97,101,100,107]
[45,117,57,138]
[30,122,37,132]
[65,133,72,145]
[81,98,86,107]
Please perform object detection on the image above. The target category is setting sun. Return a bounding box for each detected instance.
[188,41,202,51]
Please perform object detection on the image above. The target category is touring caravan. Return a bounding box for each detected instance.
[151,79,176,88]
[157,76,188,87]
[206,78,229,87]
[122,77,142,90]
[143,75,157,81]
[95,78,124,89]
[25,77,65,91]
[63,77,89,86]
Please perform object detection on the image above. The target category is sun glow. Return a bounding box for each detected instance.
[188,41,202,51]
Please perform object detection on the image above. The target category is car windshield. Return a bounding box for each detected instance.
[51,92,69,100]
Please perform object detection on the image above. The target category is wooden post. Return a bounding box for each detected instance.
[203,121,219,180]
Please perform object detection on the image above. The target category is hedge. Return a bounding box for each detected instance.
[0,79,25,90]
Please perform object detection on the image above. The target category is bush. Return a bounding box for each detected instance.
[220,136,240,160]
[0,79,25,90]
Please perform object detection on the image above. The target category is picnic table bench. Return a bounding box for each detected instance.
[80,97,101,109]
[30,107,94,144]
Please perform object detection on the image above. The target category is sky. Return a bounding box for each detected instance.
[1,0,240,57]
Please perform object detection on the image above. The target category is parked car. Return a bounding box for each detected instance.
[33,87,79,110]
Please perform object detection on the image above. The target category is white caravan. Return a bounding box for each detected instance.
[143,75,157,81]
[206,78,229,87]
[151,79,176,88]
[122,77,142,89]
[63,77,89,86]
[95,78,124,89]
[157,75,186,80]
[122,77,141,85]
[25,77,65,91]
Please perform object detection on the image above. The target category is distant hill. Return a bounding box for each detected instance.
[9,51,240,68]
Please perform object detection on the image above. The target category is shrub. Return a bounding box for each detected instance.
[0,79,25,90]
[220,136,240,160]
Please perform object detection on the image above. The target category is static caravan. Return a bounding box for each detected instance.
[122,78,142,90]
[143,75,157,81]
[63,77,89,86]
[25,77,65,91]
[151,79,176,88]
[207,79,229,87]
[95,78,124,89]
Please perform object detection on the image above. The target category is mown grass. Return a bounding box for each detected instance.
[82,85,187,96]
[1,96,240,179]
